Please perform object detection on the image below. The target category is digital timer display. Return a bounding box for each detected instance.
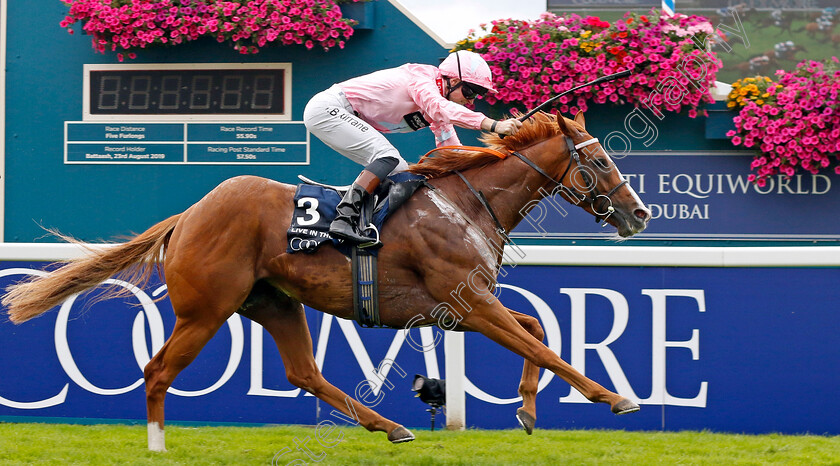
[88,68,286,116]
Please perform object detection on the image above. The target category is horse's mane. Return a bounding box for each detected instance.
[407,111,582,179]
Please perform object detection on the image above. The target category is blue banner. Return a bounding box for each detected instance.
[513,154,840,241]
[1,260,838,434]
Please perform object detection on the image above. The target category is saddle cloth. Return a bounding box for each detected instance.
[286,172,426,256]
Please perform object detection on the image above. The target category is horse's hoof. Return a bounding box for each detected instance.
[388,426,415,444]
[515,408,535,435]
[612,398,640,415]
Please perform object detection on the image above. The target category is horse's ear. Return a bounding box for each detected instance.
[573,111,586,130]
[557,116,576,137]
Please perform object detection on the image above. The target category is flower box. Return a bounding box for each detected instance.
[727,59,840,183]
[61,0,360,56]
[705,101,736,140]
[342,1,375,30]
[454,11,720,118]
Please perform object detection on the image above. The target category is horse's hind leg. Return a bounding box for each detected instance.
[144,316,226,451]
[144,262,255,451]
[238,288,415,444]
[507,309,543,435]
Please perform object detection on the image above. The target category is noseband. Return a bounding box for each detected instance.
[510,136,628,225]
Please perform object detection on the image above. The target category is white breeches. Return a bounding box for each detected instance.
[303,85,409,174]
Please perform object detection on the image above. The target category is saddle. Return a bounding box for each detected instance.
[286,172,427,328]
[286,172,427,256]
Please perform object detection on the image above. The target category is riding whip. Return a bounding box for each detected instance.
[517,69,632,122]
[495,69,633,137]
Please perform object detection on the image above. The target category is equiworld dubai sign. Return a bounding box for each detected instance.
[513,153,840,240]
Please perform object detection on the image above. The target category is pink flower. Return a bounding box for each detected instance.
[62,0,361,55]
[729,57,840,184]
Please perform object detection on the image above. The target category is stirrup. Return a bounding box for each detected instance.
[358,223,381,249]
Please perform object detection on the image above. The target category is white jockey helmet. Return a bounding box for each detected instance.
[439,50,498,94]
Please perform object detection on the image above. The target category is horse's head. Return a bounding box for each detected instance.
[414,111,650,237]
[552,112,651,237]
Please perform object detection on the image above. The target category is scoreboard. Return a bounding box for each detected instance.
[84,63,291,120]
[66,63,307,166]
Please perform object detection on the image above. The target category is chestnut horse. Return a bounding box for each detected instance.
[3,111,650,451]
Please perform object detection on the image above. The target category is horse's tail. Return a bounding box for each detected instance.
[2,214,181,324]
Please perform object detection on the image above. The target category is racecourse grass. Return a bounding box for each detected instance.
[0,423,839,465]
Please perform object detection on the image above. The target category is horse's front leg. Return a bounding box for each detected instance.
[506,309,543,434]
[462,300,639,415]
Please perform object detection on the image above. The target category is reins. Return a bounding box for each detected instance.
[418,146,511,244]
[452,170,509,243]
[419,134,626,235]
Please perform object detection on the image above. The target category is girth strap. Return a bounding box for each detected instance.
[351,247,380,327]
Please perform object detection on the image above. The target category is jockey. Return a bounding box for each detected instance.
[748,55,770,72]
[303,50,523,247]
[771,9,782,22]
[774,40,793,55]
[817,15,832,30]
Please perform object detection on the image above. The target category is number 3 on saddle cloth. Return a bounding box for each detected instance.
[286,172,428,256]
[287,172,427,327]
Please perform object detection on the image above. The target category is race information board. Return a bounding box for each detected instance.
[64,122,308,165]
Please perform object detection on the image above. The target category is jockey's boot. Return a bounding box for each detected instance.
[330,157,400,248]
[330,170,381,247]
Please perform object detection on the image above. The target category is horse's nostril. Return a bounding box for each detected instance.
[634,208,650,221]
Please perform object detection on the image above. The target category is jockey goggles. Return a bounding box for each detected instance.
[461,81,489,99]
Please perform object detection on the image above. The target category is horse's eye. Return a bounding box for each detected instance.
[593,158,609,169]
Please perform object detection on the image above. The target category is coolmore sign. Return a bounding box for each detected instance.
[513,153,840,240]
[1,256,838,434]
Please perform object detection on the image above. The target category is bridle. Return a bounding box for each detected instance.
[422,133,630,246]
[509,135,628,226]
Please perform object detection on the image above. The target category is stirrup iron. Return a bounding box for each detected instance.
[358,223,381,249]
